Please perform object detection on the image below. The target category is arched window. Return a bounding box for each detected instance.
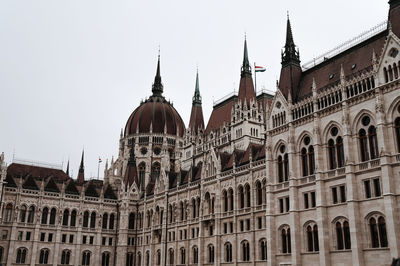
[229,188,234,211]
[328,126,345,169]
[151,162,160,181]
[39,248,49,264]
[306,223,319,252]
[16,248,27,263]
[223,190,228,211]
[0,246,3,264]
[335,219,351,250]
[359,116,379,162]
[395,117,400,152]
[256,181,262,205]
[197,197,201,217]
[300,136,314,176]
[225,242,232,262]
[260,239,267,260]
[138,163,146,190]
[156,249,161,265]
[238,186,245,209]
[277,145,289,182]
[102,213,108,229]
[83,211,89,228]
[126,252,134,266]
[102,252,110,266]
[145,251,150,266]
[62,209,69,226]
[109,213,115,230]
[41,207,48,224]
[90,212,96,228]
[27,206,35,223]
[137,252,141,266]
[369,215,388,248]
[281,227,291,254]
[384,67,389,83]
[169,249,174,265]
[61,250,71,265]
[20,205,27,223]
[129,213,135,229]
[192,246,198,264]
[241,241,250,261]
[192,198,196,218]
[82,251,91,266]
[245,184,251,207]
[208,244,215,263]
[180,202,185,221]
[180,247,186,264]
[70,210,77,227]
[49,208,56,225]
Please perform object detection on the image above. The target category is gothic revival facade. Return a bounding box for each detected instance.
[1,1,400,265]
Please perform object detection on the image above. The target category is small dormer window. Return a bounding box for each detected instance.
[389,48,399,58]
[351,64,357,70]
[276,101,281,109]
[329,74,335,80]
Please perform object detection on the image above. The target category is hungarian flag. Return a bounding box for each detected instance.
[255,65,266,72]
[99,157,102,163]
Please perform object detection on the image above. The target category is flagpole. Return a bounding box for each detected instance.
[254,62,257,94]
[97,160,100,180]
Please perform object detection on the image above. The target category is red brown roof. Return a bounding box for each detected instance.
[7,163,69,182]
[205,97,234,134]
[189,104,205,134]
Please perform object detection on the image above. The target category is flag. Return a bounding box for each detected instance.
[99,157,102,163]
[255,65,266,72]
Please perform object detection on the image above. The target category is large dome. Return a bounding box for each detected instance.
[125,97,185,137]
[124,56,185,137]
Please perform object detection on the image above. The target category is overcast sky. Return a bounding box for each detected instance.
[0,0,388,179]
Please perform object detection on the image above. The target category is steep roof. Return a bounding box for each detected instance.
[205,97,234,134]
[6,163,69,182]
[297,31,387,101]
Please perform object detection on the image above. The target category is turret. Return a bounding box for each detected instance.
[188,70,205,134]
[77,150,85,184]
[278,14,302,103]
[237,38,256,106]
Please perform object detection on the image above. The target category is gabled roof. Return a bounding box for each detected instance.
[104,185,117,199]
[205,98,234,134]
[65,180,80,195]
[85,181,99,197]
[22,175,39,190]
[6,163,69,182]
[44,177,60,193]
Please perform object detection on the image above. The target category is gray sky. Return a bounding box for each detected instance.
[0,0,388,179]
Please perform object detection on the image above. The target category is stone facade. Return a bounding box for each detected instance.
[1,1,400,266]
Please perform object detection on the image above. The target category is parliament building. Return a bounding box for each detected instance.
[1,1,400,265]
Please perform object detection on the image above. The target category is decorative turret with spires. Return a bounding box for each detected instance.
[151,55,163,97]
[189,70,205,134]
[77,150,85,184]
[238,38,256,105]
[281,13,300,67]
[278,14,302,103]
[66,160,70,177]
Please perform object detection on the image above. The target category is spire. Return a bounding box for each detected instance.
[151,54,163,97]
[189,70,205,134]
[77,150,84,184]
[192,69,202,105]
[66,160,70,176]
[282,13,300,67]
[241,37,252,77]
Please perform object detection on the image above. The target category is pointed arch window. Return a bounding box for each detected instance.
[229,188,234,211]
[168,248,174,265]
[138,163,145,190]
[102,213,108,229]
[306,223,319,252]
[61,250,71,265]
[27,206,35,223]
[102,252,110,266]
[241,241,250,261]
[395,117,400,152]
[49,208,56,225]
[239,185,245,209]
[225,242,232,262]
[180,247,186,265]
[62,209,69,226]
[281,227,291,254]
[369,215,388,248]
[359,116,379,162]
[16,248,27,264]
[70,210,77,227]
[256,181,263,205]
[39,249,49,264]
[90,212,96,228]
[328,127,345,169]
[82,251,91,266]
[192,246,198,264]
[223,190,228,211]
[109,213,115,229]
[208,244,215,263]
[156,249,161,265]
[151,162,160,181]
[129,212,135,229]
[260,239,267,260]
[335,219,351,250]
[20,205,27,223]
[41,207,48,224]
[245,184,251,207]
[126,252,134,266]
[83,211,89,228]
[277,145,289,182]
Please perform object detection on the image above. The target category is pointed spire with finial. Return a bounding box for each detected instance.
[282,12,300,67]
[241,35,252,77]
[66,160,70,177]
[77,150,85,184]
[192,69,202,105]
[152,51,163,97]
